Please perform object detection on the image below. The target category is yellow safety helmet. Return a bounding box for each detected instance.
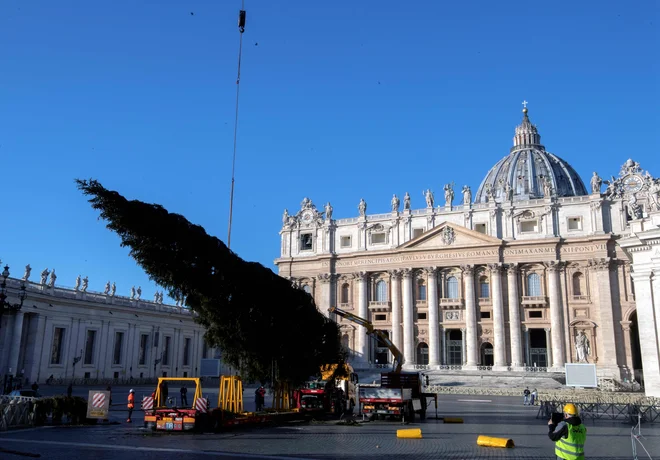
[563,403,578,415]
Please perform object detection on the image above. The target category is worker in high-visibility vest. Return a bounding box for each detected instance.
[548,403,587,460]
[127,389,135,423]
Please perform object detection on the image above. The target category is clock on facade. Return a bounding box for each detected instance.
[623,174,643,193]
[301,210,314,224]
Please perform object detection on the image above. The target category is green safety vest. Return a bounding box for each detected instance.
[555,422,587,460]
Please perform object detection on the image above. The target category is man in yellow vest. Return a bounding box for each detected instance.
[548,403,587,460]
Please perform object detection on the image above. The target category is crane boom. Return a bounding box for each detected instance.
[328,306,403,373]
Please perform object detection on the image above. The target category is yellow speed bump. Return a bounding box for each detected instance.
[477,435,515,448]
[443,417,464,423]
[397,428,423,439]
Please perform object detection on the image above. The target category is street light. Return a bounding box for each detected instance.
[0,264,27,335]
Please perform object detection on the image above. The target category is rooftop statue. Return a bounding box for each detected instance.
[391,194,400,212]
[403,192,411,210]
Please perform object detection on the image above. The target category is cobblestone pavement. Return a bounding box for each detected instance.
[2,395,658,459]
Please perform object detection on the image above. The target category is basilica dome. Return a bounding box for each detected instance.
[474,108,588,204]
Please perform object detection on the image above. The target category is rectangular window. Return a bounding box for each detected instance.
[202,341,208,359]
[412,228,424,239]
[84,330,96,365]
[374,314,387,321]
[163,336,171,365]
[300,233,313,250]
[417,312,427,320]
[113,332,124,365]
[475,223,487,234]
[153,332,159,348]
[139,334,149,365]
[183,338,191,366]
[567,217,582,231]
[50,328,65,364]
[520,220,538,233]
[480,311,491,319]
[529,310,543,319]
[371,233,386,244]
[340,235,352,248]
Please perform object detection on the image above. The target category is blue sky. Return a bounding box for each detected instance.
[1,0,658,302]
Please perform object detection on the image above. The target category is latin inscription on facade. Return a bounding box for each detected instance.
[322,250,499,267]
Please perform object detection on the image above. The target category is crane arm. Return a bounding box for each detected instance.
[328,306,403,373]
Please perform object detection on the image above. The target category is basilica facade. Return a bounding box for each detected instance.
[275,108,659,391]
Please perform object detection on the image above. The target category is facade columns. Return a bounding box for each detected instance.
[523,326,531,366]
[631,271,660,396]
[544,328,553,368]
[507,264,523,368]
[318,273,333,318]
[355,271,369,365]
[439,325,445,365]
[8,312,25,376]
[426,267,440,367]
[460,328,466,365]
[401,269,415,366]
[546,262,566,369]
[461,265,478,368]
[489,264,506,369]
[389,270,403,353]
[588,258,622,376]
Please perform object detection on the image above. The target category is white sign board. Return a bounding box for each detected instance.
[86,390,111,419]
[565,363,598,388]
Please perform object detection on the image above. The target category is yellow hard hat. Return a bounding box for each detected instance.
[563,403,578,415]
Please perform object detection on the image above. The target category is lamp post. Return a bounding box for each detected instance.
[0,264,27,336]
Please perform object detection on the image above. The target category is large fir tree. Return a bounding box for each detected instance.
[76,179,343,384]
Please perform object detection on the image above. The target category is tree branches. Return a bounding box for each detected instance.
[75,179,343,384]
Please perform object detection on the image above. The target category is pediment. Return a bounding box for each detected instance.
[399,222,502,250]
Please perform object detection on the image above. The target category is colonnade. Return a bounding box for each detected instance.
[321,263,569,370]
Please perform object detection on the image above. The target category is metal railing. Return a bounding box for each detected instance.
[0,396,37,431]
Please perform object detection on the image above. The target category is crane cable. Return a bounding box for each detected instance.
[227,2,246,250]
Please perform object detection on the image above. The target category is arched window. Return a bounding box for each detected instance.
[572,272,585,296]
[303,285,312,295]
[416,342,429,365]
[375,280,387,302]
[446,276,459,299]
[527,273,541,296]
[340,283,350,304]
[479,276,490,299]
[416,279,427,301]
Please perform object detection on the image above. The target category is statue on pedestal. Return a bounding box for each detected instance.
[542,177,553,197]
[74,275,81,291]
[48,270,57,288]
[590,172,602,194]
[358,198,367,217]
[391,194,400,212]
[22,265,31,282]
[110,282,116,296]
[153,292,159,303]
[403,192,411,210]
[282,209,289,226]
[324,202,333,220]
[503,182,513,202]
[81,276,89,292]
[575,330,591,363]
[40,268,49,285]
[130,286,136,300]
[444,183,454,207]
[627,193,643,220]
[424,189,434,208]
[136,286,142,300]
[462,186,471,206]
[104,281,111,295]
